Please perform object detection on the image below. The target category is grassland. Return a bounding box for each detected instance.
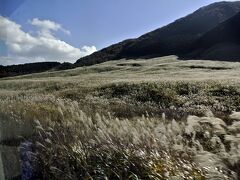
[1,56,240,179]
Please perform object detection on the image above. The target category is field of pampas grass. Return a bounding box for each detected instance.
[1,96,240,179]
[1,56,240,179]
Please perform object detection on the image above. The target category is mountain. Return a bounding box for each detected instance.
[0,62,73,78]
[1,1,240,78]
[181,12,240,61]
[75,1,240,66]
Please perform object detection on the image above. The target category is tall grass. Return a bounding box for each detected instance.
[1,94,240,179]
[1,57,240,179]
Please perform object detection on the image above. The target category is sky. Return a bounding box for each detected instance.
[0,0,236,65]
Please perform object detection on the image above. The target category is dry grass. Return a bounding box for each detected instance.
[1,56,240,179]
[1,96,240,179]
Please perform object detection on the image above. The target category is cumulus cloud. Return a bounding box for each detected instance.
[0,16,96,65]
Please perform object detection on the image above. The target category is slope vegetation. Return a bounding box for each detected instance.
[182,12,240,61]
[1,57,240,179]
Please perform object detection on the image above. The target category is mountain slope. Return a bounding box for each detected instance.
[181,12,240,61]
[75,1,240,66]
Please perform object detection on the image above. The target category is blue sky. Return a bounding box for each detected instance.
[0,0,234,65]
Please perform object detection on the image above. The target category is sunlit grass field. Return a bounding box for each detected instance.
[1,56,240,179]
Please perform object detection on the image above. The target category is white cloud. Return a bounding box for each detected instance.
[29,18,71,38]
[0,16,96,65]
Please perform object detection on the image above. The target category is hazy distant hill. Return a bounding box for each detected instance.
[182,12,240,61]
[0,62,73,78]
[75,1,240,66]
